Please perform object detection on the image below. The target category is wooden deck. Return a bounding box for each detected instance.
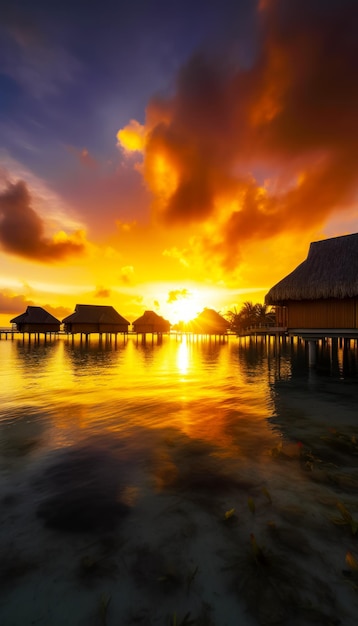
[0,327,61,340]
[0,327,19,339]
[239,325,287,337]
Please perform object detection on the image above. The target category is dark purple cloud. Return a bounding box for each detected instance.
[0,179,85,262]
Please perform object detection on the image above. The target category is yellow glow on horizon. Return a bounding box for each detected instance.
[0,225,318,330]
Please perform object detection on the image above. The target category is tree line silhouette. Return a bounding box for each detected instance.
[226,302,275,334]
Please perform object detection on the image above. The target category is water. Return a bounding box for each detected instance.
[0,334,358,625]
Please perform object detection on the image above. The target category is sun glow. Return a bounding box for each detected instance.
[168,294,202,324]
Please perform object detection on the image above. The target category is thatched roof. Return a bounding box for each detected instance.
[132,310,171,331]
[188,308,229,333]
[62,304,129,325]
[265,233,358,304]
[11,306,60,324]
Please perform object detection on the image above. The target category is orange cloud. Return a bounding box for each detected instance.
[94,286,111,298]
[68,146,99,170]
[0,291,34,314]
[0,179,86,262]
[167,288,191,304]
[119,265,134,285]
[44,304,72,319]
[162,246,190,268]
[117,120,146,153]
[117,0,358,271]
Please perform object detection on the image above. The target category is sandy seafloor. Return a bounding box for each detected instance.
[1,336,358,625]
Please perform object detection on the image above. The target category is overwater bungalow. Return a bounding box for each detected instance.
[62,304,130,336]
[132,310,170,335]
[188,308,230,335]
[10,306,61,336]
[265,233,358,339]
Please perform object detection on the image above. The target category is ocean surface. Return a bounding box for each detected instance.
[1,333,358,625]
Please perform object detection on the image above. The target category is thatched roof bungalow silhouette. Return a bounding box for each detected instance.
[265,233,358,335]
[132,310,170,335]
[188,308,230,335]
[62,304,129,335]
[11,306,61,335]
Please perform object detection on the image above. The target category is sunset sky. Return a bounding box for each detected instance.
[1,0,358,326]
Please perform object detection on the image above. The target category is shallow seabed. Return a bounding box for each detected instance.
[1,334,358,625]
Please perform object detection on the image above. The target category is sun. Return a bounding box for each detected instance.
[169,295,202,324]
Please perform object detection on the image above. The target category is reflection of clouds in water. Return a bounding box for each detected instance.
[36,438,131,532]
[270,375,358,459]
[1,337,358,624]
[151,432,261,500]
[0,407,48,465]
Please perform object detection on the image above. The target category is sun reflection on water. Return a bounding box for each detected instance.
[176,335,190,375]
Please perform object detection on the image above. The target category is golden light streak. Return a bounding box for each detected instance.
[177,337,190,374]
